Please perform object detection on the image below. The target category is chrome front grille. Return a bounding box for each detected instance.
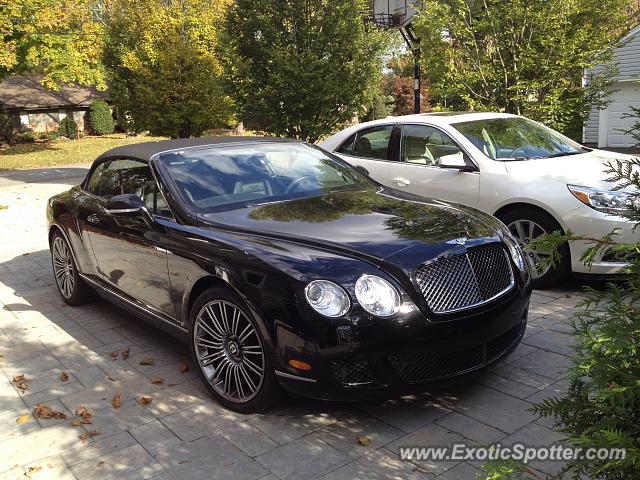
[415,245,514,314]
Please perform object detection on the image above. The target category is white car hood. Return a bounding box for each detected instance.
[503,149,636,189]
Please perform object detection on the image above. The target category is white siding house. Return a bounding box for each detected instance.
[584,25,640,148]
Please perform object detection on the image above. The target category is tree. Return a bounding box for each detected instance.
[388,76,430,116]
[89,100,115,135]
[412,0,635,139]
[622,106,640,147]
[103,0,233,138]
[58,117,78,138]
[0,0,105,89]
[221,0,389,142]
[0,107,19,144]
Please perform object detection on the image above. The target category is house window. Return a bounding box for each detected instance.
[19,112,29,125]
[58,110,67,121]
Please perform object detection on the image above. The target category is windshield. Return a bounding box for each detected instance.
[451,117,588,161]
[156,142,373,212]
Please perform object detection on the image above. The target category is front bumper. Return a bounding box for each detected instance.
[563,205,638,275]
[273,285,531,401]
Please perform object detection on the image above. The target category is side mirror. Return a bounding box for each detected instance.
[439,152,476,172]
[104,194,147,215]
[355,165,369,176]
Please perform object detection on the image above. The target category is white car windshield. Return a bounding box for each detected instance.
[451,117,589,161]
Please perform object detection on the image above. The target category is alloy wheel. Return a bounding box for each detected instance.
[507,219,551,279]
[52,236,75,299]
[193,300,265,403]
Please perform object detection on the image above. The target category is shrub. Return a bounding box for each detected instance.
[0,107,19,144]
[16,131,37,143]
[483,158,640,479]
[58,117,78,139]
[88,100,115,135]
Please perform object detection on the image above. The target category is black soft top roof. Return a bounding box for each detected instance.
[96,136,299,162]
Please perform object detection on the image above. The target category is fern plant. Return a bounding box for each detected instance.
[483,159,640,479]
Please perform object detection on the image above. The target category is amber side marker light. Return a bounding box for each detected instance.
[288,359,312,371]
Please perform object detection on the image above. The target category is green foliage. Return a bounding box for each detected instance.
[0,107,19,144]
[103,0,233,139]
[622,106,640,147]
[484,158,640,479]
[0,0,105,89]
[58,117,78,139]
[221,0,389,142]
[15,130,36,143]
[88,100,115,135]
[412,0,634,138]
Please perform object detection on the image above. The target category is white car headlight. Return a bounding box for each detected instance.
[354,275,401,317]
[503,235,527,272]
[568,185,635,215]
[305,280,350,317]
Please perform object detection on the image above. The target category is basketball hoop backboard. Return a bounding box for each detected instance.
[370,0,422,29]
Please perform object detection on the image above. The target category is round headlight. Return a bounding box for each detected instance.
[504,236,527,272]
[354,275,400,317]
[305,280,350,317]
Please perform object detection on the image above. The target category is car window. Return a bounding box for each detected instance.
[85,163,105,195]
[92,159,172,217]
[157,143,373,213]
[451,117,586,160]
[341,125,394,161]
[401,124,464,166]
[336,133,356,155]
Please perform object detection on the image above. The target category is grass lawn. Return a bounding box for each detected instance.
[0,134,167,170]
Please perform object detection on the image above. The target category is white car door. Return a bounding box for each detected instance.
[388,123,480,207]
[331,124,397,184]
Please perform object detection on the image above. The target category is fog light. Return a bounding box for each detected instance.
[288,359,312,371]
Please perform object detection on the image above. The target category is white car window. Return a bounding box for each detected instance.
[401,125,464,166]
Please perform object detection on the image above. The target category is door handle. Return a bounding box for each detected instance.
[392,177,410,187]
[86,214,100,225]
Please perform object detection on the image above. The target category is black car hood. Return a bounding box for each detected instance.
[198,187,499,264]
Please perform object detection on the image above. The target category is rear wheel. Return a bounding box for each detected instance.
[50,231,92,305]
[498,208,570,289]
[189,287,280,413]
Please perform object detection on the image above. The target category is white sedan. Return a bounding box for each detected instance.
[320,112,638,288]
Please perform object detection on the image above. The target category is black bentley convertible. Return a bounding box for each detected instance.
[47,137,532,412]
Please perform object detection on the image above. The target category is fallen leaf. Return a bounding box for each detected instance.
[32,404,67,419]
[47,463,54,469]
[71,419,82,426]
[16,415,30,424]
[137,396,152,406]
[122,347,130,359]
[180,363,189,373]
[60,372,69,382]
[178,460,191,465]
[16,382,28,392]
[96,461,105,467]
[139,357,155,365]
[12,374,25,383]
[110,351,118,359]
[112,392,121,409]
[74,406,91,420]
[107,375,117,381]
[79,430,100,443]
[24,466,42,477]
[356,435,371,447]
[151,376,164,385]
[0,205,8,210]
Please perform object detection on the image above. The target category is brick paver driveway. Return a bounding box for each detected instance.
[0,166,583,479]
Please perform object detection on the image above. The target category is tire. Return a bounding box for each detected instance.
[189,287,281,413]
[498,207,570,289]
[50,231,93,305]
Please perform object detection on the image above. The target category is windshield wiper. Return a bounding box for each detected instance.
[544,151,584,159]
